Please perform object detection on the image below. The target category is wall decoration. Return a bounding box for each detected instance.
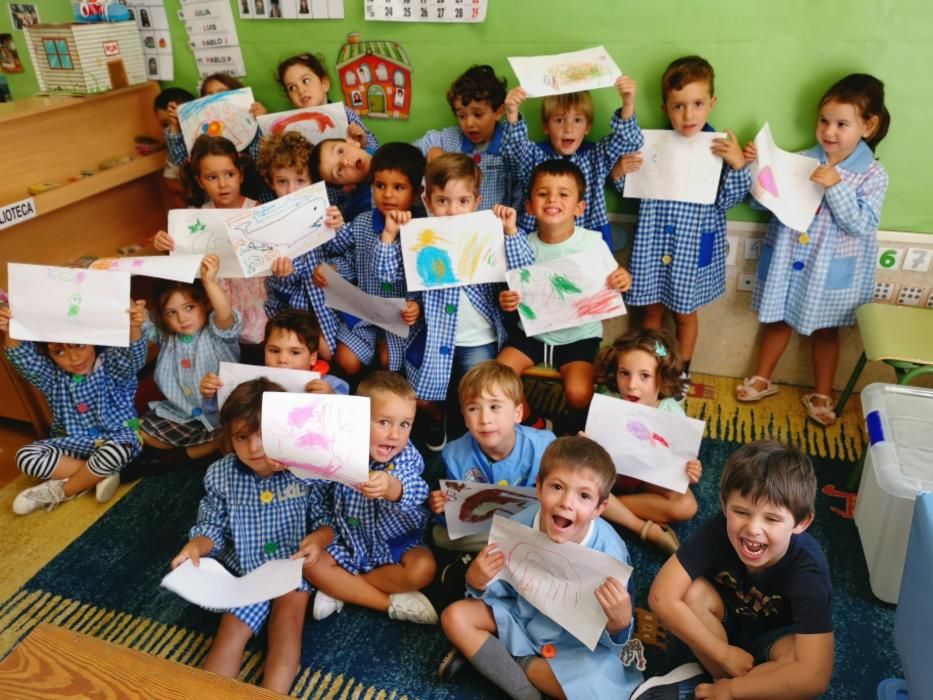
[364,0,486,22]
[508,45,621,98]
[177,87,258,152]
[336,32,411,119]
[177,0,245,78]
[7,3,39,30]
[257,102,349,143]
[622,130,726,205]
[238,0,344,19]
[124,0,173,80]
[0,33,23,72]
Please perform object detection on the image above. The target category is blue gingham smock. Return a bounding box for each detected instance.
[502,111,644,249]
[5,339,147,458]
[413,123,521,209]
[612,129,752,314]
[324,442,429,574]
[144,311,242,430]
[752,141,888,335]
[189,455,329,633]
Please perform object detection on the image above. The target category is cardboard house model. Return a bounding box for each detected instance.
[336,33,412,120]
[23,21,146,94]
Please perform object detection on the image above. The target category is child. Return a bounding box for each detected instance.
[594,328,702,553]
[1,301,148,514]
[199,309,350,413]
[137,254,240,467]
[502,76,642,250]
[611,56,750,386]
[153,86,195,210]
[314,142,424,379]
[439,436,642,698]
[301,371,438,624]
[499,159,632,433]
[374,153,530,450]
[736,74,890,427]
[170,378,327,693]
[256,130,314,199]
[413,65,520,210]
[636,440,832,699]
[153,134,268,347]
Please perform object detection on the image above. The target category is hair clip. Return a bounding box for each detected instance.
[654,340,667,358]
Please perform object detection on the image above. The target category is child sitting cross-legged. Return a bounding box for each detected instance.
[301,371,439,624]
[439,436,643,699]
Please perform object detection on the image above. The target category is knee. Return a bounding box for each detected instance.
[563,381,594,410]
[440,599,468,637]
[666,490,698,523]
[406,549,437,589]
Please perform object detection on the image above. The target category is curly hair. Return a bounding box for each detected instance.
[594,328,685,399]
[257,131,313,185]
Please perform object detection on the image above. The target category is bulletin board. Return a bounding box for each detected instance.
[1,1,927,232]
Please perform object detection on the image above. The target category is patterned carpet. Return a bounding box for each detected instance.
[0,373,901,698]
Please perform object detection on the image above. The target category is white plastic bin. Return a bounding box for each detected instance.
[854,383,933,603]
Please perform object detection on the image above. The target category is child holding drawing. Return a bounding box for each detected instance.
[0,301,148,515]
[171,378,328,694]
[611,56,750,391]
[593,328,703,554]
[439,436,643,698]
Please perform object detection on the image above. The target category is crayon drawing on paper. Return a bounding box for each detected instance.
[168,209,248,279]
[178,87,259,152]
[257,102,349,144]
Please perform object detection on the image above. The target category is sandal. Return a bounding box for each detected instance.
[802,393,836,427]
[640,519,680,555]
[735,375,779,402]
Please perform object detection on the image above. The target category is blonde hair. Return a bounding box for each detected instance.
[357,370,416,403]
[541,91,594,125]
[424,153,482,196]
[458,360,522,408]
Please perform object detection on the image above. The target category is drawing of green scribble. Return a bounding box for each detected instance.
[519,269,531,283]
[549,274,582,300]
[518,302,536,320]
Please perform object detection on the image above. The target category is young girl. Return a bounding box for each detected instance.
[171,378,328,693]
[277,52,379,222]
[594,328,703,553]
[137,254,241,468]
[154,134,268,348]
[0,301,148,515]
[736,74,890,427]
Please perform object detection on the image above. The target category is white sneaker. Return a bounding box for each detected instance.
[630,662,707,700]
[95,474,121,503]
[12,480,72,515]
[312,591,344,621]
[388,591,438,624]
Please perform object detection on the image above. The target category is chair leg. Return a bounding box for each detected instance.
[900,365,933,386]
[835,352,867,415]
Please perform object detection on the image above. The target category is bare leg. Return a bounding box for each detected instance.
[641,303,666,330]
[60,465,106,497]
[497,346,536,421]
[141,432,173,449]
[602,494,670,548]
[811,327,840,397]
[376,340,390,370]
[741,634,796,677]
[672,310,699,362]
[335,342,363,378]
[304,551,390,612]
[526,657,566,699]
[559,361,596,411]
[261,591,309,693]
[620,483,697,524]
[202,613,252,679]
[186,439,218,460]
[441,598,499,658]
[683,577,729,678]
[737,321,795,397]
[362,547,436,593]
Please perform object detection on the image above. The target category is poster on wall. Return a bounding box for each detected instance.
[0,33,23,73]
[7,3,39,30]
[178,0,246,78]
[238,0,344,19]
[364,0,486,22]
[336,32,411,119]
[123,0,174,79]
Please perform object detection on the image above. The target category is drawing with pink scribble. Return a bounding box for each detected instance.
[625,419,670,449]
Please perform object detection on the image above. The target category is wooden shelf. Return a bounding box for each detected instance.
[0,82,159,125]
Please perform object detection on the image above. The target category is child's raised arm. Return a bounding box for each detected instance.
[200,254,235,330]
[616,76,637,120]
[153,229,175,252]
[0,306,20,349]
[380,210,412,244]
[504,86,527,124]
[129,299,147,342]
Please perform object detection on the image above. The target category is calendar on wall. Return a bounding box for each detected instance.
[364,0,487,22]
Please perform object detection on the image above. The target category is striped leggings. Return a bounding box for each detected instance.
[16,440,134,480]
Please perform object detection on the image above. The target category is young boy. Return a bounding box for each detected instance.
[413,64,520,210]
[499,159,632,432]
[611,56,750,386]
[439,436,642,699]
[635,440,833,699]
[153,86,195,209]
[312,142,424,379]
[502,76,642,251]
[309,134,377,223]
[301,371,438,625]
[256,131,314,198]
[374,153,531,451]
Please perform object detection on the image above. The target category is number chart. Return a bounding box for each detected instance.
[364,0,487,22]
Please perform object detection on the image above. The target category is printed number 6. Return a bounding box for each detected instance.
[878,249,897,268]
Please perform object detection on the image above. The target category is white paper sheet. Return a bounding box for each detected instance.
[88,255,203,282]
[321,265,409,339]
[224,182,334,278]
[8,263,131,347]
[749,122,824,233]
[168,208,258,279]
[488,515,632,650]
[257,102,350,144]
[443,481,537,540]
[261,392,370,486]
[623,129,726,205]
[161,557,303,609]
[400,210,506,291]
[508,46,622,98]
[217,361,321,408]
[178,87,258,152]
[506,249,626,336]
[585,393,705,493]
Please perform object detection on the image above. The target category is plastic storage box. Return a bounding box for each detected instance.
[854,384,933,603]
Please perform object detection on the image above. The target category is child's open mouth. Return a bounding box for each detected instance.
[551,514,572,530]
[625,394,640,402]
[741,538,766,558]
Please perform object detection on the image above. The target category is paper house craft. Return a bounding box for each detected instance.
[23,21,146,93]
[336,32,412,120]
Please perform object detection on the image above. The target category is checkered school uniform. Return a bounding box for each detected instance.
[324,442,429,574]
[264,223,355,356]
[326,108,380,222]
[5,339,147,476]
[189,455,326,633]
[614,141,751,313]
[752,141,888,335]
[334,209,417,370]
[143,312,242,431]
[503,111,644,249]
[413,123,521,209]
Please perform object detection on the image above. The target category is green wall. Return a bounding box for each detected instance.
[3,1,929,232]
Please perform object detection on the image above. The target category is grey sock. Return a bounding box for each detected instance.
[469,636,542,700]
